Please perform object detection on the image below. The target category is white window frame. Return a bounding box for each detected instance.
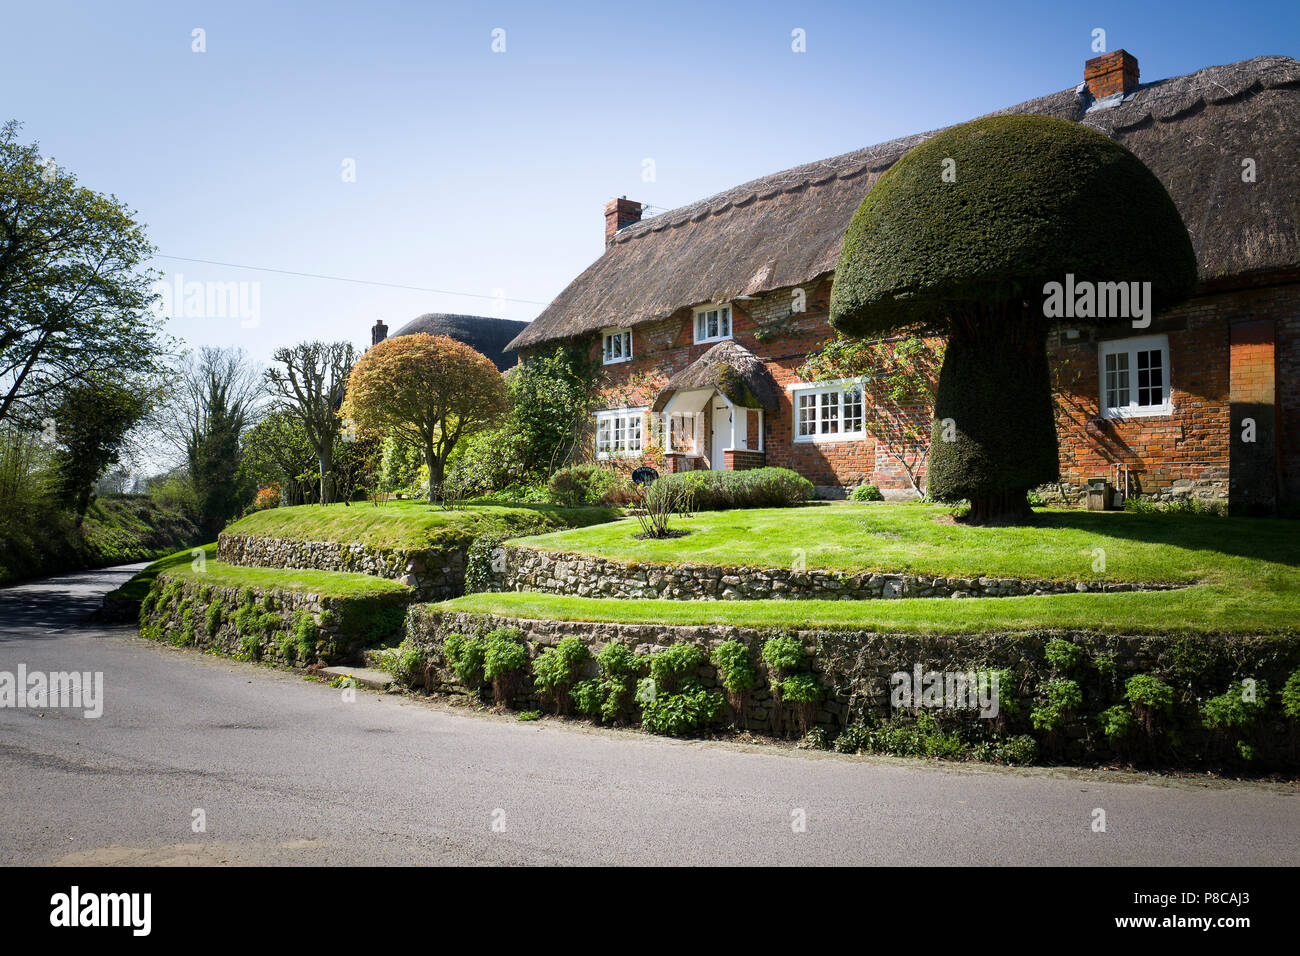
[693,303,733,345]
[601,328,633,365]
[789,378,867,443]
[1098,334,1172,419]
[594,407,647,459]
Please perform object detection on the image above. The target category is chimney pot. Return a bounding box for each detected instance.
[1084,49,1139,99]
[605,197,643,246]
[371,319,388,346]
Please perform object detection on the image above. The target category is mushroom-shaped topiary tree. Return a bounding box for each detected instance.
[829,114,1197,524]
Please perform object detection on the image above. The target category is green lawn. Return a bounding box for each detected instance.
[513,503,1293,586]
[443,582,1296,636]
[112,544,409,600]
[455,503,1300,635]
[223,501,620,550]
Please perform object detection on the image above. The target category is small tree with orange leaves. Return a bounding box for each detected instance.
[340,333,506,503]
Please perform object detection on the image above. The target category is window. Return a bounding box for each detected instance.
[1098,335,1171,418]
[667,412,699,454]
[693,304,732,344]
[594,408,646,458]
[791,380,866,441]
[602,328,633,364]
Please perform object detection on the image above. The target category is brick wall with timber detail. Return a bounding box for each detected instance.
[559,276,1300,508]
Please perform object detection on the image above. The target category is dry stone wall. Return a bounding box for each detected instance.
[139,574,409,668]
[218,533,466,601]
[399,607,1300,768]
[482,545,1183,601]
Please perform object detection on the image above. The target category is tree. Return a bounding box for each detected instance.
[506,344,601,475]
[240,410,318,505]
[829,115,1196,524]
[48,375,152,521]
[265,340,357,504]
[0,120,170,428]
[340,333,506,503]
[800,334,943,498]
[157,347,261,536]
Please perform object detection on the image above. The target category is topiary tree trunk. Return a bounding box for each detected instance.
[926,305,1059,524]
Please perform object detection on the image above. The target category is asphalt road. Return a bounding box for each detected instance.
[1,564,1297,866]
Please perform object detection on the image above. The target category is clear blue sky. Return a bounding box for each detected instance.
[3,0,1296,364]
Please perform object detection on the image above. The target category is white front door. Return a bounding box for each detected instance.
[711,400,731,469]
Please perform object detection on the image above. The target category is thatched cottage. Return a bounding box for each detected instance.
[507,51,1300,511]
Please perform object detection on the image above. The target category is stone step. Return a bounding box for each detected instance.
[318,665,393,690]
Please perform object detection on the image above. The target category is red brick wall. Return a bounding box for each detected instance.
[540,277,1300,506]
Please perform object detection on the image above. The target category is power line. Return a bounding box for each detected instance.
[153,255,552,306]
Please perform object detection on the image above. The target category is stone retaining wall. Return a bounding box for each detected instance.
[140,573,409,668]
[217,533,466,601]
[399,608,1300,768]
[483,545,1183,601]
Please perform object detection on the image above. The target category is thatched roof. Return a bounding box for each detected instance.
[652,341,782,412]
[510,55,1300,351]
[392,313,529,370]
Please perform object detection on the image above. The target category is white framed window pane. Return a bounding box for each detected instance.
[1105,352,1129,408]
[798,394,816,436]
[596,418,611,454]
[720,307,731,337]
[844,386,863,433]
[821,391,839,434]
[1137,349,1162,406]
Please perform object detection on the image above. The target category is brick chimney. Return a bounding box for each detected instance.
[605,197,643,246]
[371,319,388,346]
[1085,49,1140,99]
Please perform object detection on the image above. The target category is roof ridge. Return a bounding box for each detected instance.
[609,54,1298,246]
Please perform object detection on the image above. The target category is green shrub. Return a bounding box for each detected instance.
[651,467,813,511]
[1281,670,1300,720]
[1044,638,1087,674]
[711,639,757,726]
[1125,674,1174,714]
[238,633,262,662]
[761,635,806,676]
[640,685,725,737]
[531,637,590,713]
[572,642,645,725]
[850,483,884,502]
[204,601,223,636]
[443,632,487,690]
[381,638,427,684]
[483,627,529,704]
[711,641,757,693]
[547,464,626,507]
[972,734,1038,765]
[291,609,318,663]
[1201,682,1269,731]
[647,643,706,694]
[1030,678,1083,732]
[239,587,255,607]
[277,631,297,662]
[780,672,822,704]
[800,727,832,750]
[1099,704,1136,742]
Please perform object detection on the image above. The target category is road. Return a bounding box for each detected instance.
[1,564,1296,866]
